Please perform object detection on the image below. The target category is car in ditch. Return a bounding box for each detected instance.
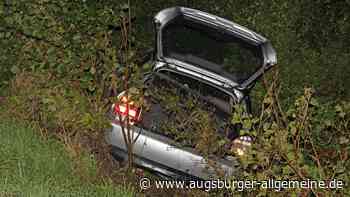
[105,7,277,180]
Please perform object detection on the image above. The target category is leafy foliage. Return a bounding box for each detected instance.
[0,1,349,196]
[232,71,350,196]
[144,77,230,156]
[4,71,108,134]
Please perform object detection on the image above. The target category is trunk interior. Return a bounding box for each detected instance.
[138,70,240,155]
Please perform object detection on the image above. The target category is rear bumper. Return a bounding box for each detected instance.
[105,122,240,180]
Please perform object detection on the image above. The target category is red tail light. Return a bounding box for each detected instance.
[113,96,141,122]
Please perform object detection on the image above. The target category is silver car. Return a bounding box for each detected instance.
[105,7,277,180]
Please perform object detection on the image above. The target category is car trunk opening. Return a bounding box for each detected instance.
[139,70,240,156]
[160,16,263,84]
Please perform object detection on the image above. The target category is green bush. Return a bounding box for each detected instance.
[232,76,350,196]
[4,71,109,136]
[1,1,349,196]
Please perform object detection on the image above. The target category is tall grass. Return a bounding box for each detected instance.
[0,120,134,197]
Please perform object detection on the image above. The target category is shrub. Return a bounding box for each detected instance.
[232,72,349,196]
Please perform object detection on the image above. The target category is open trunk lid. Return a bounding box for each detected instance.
[154,7,277,89]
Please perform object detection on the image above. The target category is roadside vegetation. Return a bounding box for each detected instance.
[0,0,349,196]
[0,119,134,197]
[231,71,350,196]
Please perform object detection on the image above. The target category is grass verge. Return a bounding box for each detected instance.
[0,120,134,197]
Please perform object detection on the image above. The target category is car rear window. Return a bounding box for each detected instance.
[149,69,232,115]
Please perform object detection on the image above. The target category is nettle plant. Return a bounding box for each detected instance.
[231,74,349,196]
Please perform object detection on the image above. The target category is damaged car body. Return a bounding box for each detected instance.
[105,7,277,180]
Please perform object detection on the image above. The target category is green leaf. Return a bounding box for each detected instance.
[335,104,342,112]
[286,152,295,161]
[282,166,291,175]
[73,34,81,41]
[120,3,129,11]
[90,66,96,75]
[10,65,20,74]
[47,47,55,55]
[339,137,349,144]
[310,98,319,106]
